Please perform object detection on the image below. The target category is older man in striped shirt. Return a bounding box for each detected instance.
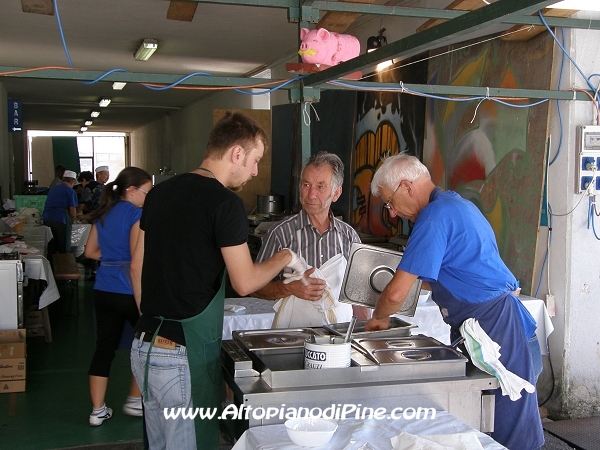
[253,152,369,327]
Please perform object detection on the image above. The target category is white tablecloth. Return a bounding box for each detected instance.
[223,297,276,340]
[231,410,506,450]
[222,294,553,354]
[22,255,60,309]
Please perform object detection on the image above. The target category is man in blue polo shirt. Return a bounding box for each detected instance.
[366,154,544,450]
[43,169,78,254]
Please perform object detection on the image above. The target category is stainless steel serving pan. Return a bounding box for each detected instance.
[323,317,416,339]
[339,243,422,316]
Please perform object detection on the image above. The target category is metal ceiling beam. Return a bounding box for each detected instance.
[0,67,278,88]
[325,81,592,102]
[2,66,591,104]
[177,0,600,30]
[309,1,600,30]
[301,0,561,87]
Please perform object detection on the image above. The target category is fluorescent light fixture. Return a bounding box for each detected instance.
[91,111,100,118]
[99,98,111,107]
[80,126,88,132]
[85,120,93,126]
[112,82,127,90]
[549,0,600,10]
[134,39,158,61]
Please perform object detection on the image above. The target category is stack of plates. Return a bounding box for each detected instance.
[304,336,351,369]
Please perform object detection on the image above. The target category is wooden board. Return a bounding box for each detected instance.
[317,0,390,33]
[20,0,53,15]
[167,1,197,22]
[417,1,577,42]
[501,9,578,42]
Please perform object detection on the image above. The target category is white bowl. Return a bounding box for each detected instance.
[284,418,338,447]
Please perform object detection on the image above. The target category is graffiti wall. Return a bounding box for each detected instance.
[351,55,428,238]
[351,33,554,294]
[425,33,554,294]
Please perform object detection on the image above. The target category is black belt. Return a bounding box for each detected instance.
[135,331,183,347]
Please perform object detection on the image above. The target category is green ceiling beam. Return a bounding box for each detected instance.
[1,66,594,102]
[0,67,278,88]
[325,81,592,102]
[301,0,560,86]
[309,1,600,30]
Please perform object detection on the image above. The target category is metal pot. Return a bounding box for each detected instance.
[257,191,284,214]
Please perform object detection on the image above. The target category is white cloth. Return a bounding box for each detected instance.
[459,318,535,401]
[391,431,484,450]
[272,253,353,328]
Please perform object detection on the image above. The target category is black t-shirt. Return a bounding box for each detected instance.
[134,172,248,344]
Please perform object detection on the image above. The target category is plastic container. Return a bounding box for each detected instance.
[304,336,351,369]
[14,195,47,215]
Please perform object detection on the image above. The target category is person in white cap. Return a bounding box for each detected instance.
[42,170,79,254]
[88,166,110,212]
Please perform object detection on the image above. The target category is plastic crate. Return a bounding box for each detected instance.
[14,195,47,215]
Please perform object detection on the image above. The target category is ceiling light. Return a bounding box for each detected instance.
[85,120,93,126]
[91,111,100,118]
[99,98,111,107]
[80,126,88,132]
[134,39,158,61]
[549,0,600,10]
[112,82,127,90]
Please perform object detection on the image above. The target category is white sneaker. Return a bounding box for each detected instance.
[123,398,143,417]
[89,406,113,426]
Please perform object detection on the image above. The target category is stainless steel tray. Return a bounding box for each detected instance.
[323,317,416,338]
[339,243,422,316]
[232,328,325,352]
[355,336,468,366]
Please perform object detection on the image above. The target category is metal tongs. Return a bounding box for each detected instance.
[344,316,357,343]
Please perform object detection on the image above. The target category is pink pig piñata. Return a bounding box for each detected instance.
[298,28,360,65]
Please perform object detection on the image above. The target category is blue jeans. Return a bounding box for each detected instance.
[528,334,543,383]
[131,337,196,450]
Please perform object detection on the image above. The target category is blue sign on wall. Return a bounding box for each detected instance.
[8,99,22,132]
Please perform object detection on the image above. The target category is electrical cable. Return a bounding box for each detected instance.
[539,10,596,93]
[549,27,566,166]
[53,0,74,68]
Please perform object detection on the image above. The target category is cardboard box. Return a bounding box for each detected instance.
[1,380,26,393]
[0,329,26,383]
[0,329,26,359]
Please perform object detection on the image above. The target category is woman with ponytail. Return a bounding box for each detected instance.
[84,166,152,426]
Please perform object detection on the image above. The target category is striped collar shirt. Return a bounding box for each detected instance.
[255,209,360,271]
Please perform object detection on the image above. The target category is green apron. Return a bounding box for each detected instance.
[143,271,226,450]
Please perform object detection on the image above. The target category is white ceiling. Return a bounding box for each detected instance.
[0,0,582,133]
[0,0,304,132]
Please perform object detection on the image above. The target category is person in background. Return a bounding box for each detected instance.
[365,154,544,450]
[48,164,66,189]
[88,166,110,212]
[252,151,369,327]
[84,166,152,426]
[42,169,78,254]
[83,166,110,280]
[130,111,306,449]
[77,171,94,214]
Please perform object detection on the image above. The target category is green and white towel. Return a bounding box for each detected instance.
[459,318,535,401]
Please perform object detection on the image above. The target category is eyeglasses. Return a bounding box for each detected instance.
[383,183,402,210]
[135,186,149,194]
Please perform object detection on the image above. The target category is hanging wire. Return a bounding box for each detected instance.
[53,0,74,68]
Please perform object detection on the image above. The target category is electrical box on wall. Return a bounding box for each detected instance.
[576,125,600,194]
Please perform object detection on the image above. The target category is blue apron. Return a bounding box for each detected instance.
[430,282,544,450]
